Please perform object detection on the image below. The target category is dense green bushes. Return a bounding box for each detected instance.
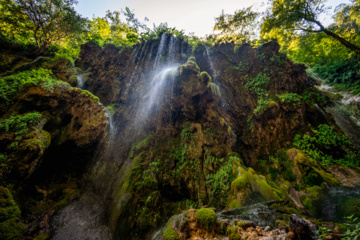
[312,57,360,95]
[0,68,67,104]
[0,112,43,135]
[293,124,359,167]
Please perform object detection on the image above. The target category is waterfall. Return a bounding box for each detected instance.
[135,34,179,126]
[205,45,217,80]
[153,33,167,68]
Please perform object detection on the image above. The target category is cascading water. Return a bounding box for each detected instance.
[50,34,231,239]
[319,83,360,148]
[205,45,217,81]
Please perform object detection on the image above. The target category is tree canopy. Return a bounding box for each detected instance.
[261,0,360,53]
[214,6,259,43]
[1,0,86,52]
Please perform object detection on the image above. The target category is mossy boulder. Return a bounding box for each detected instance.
[195,208,217,231]
[0,187,25,240]
[228,167,280,208]
[163,223,180,240]
[180,61,200,75]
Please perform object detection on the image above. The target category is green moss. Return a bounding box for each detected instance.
[33,233,49,240]
[136,207,160,230]
[227,199,243,209]
[231,175,248,193]
[0,112,43,135]
[188,56,196,62]
[277,93,301,103]
[163,223,179,240]
[81,90,100,103]
[179,61,200,75]
[209,82,221,97]
[68,75,78,86]
[226,226,241,240]
[0,187,25,240]
[195,208,217,231]
[200,71,212,83]
[0,68,68,104]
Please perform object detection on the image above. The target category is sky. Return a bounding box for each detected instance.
[74,0,349,37]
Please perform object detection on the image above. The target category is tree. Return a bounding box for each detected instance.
[214,6,259,43]
[1,0,86,52]
[262,0,360,53]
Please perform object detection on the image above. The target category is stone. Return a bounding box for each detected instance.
[289,214,318,240]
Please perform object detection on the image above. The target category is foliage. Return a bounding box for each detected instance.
[315,226,332,240]
[81,90,100,103]
[277,93,301,103]
[0,68,66,104]
[293,124,359,167]
[232,61,246,72]
[312,57,360,95]
[245,73,270,96]
[0,0,86,52]
[262,0,360,53]
[301,90,327,105]
[205,156,240,204]
[163,223,179,240]
[0,112,42,135]
[341,215,360,240]
[214,6,259,43]
[195,208,216,231]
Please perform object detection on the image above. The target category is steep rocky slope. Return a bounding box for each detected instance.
[1,34,359,240]
[71,34,360,239]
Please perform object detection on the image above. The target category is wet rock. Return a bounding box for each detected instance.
[287,186,305,210]
[289,214,318,240]
[329,166,360,187]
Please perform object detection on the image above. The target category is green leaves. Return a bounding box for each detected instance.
[0,112,43,136]
[245,72,270,96]
[214,6,259,43]
[0,68,63,104]
[293,124,359,167]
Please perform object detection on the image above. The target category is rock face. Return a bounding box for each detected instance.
[289,214,318,240]
[0,82,108,237]
[2,34,359,240]
[72,35,359,239]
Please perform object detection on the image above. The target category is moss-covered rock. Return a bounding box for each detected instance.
[163,223,180,240]
[0,187,25,240]
[195,208,217,230]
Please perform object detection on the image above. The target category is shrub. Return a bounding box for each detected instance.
[245,72,269,96]
[0,112,43,135]
[293,124,359,167]
[0,68,66,104]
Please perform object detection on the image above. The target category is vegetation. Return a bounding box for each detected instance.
[293,124,359,167]
[0,68,66,104]
[0,0,85,53]
[195,208,217,231]
[0,187,25,240]
[262,0,360,53]
[214,6,259,43]
[163,224,180,240]
[0,112,42,135]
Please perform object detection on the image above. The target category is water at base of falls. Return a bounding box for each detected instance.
[51,191,111,240]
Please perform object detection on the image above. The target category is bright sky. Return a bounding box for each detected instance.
[74,0,349,37]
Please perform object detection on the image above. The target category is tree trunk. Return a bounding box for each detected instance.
[322,28,360,53]
[305,17,360,54]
